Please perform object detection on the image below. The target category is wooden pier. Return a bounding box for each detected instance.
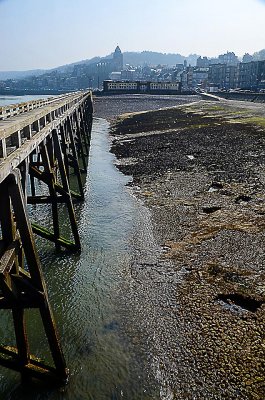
[0,91,93,383]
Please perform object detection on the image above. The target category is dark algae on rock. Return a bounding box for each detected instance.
[109,97,265,399]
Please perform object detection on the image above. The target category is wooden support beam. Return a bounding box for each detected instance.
[31,223,77,251]
[27,129,81,251]
[52,128,81,250]
[73,110,87,172]
[29,165,83,201]
[0,345,62,383]
[59,123,70,180]
[39,140,60,252]
[0,169,69,383]
[79,106,90,156]
[66,116,84,199]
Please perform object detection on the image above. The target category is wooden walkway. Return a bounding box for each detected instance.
[0,91,93,384]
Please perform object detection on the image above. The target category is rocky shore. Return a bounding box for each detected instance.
[94,95,265,399]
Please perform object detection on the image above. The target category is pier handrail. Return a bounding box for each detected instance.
[0,92,85,120]
[0,91,91,184]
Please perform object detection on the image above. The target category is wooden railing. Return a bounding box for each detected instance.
[0,92,83,120]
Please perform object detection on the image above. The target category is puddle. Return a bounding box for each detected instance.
[235,195,252,204]
[202,206,221,214]
[216,293,264,313]
[208,182,223,192]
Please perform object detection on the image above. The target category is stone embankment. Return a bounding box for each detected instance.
[95,95,265,399]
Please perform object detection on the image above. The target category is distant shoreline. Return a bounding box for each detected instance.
[0,89,74,96]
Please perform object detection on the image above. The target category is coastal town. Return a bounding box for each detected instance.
[1,46,265,94]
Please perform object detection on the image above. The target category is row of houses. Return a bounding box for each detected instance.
[183,60,265,91]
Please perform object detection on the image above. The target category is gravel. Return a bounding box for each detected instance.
[95,95,265,400]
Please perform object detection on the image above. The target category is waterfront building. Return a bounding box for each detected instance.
[103,80,181,94]
[208,64,237,89]
[237,60,265,90]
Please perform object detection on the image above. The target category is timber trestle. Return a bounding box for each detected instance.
[0,91,93,383]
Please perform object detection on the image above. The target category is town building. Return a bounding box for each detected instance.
[196,56,210,68]
[218,52,239,66]
[121,69,137,81]
[192,67,209,88]
[242,53,254,63]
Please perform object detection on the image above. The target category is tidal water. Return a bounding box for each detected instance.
[0,95,53,107]
[0,113,157,399]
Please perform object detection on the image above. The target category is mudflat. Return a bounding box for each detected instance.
[95,95,265,399]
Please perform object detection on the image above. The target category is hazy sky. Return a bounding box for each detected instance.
[0,0,265,71]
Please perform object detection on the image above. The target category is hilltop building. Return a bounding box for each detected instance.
[112,46,123,71]
[96,46,123,87]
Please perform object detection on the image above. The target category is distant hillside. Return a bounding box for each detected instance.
[0,51,199,81]
[1,49,264,81]
[52,56,102,73]
[0,69,47,80]
[0,57,102,80]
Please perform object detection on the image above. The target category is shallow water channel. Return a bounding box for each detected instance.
[0,118,157,399]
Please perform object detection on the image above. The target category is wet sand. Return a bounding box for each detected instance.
[94,95,265,399]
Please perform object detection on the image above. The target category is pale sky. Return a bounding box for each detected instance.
[0,0,265,71]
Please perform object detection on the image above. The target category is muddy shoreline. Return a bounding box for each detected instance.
[94,95,265,399]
